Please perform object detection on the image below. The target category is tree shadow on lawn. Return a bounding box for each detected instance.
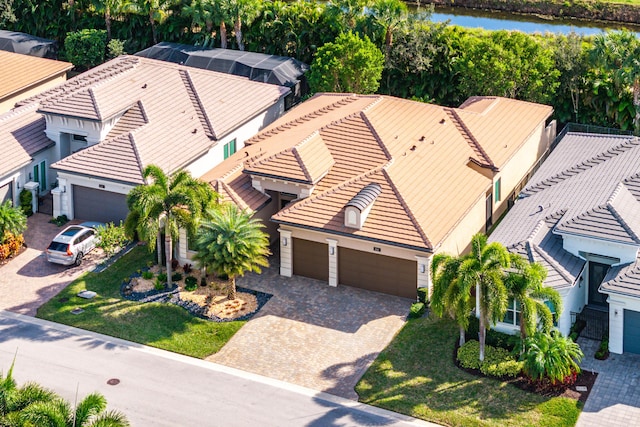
[356,316,580,426]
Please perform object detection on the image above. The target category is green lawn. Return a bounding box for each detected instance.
[356,316,581,427]
[37,246,245,358]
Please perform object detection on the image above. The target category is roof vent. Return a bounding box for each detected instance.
[419,136,425,142]
[345,183,382,230]
[537,205,544,213]
[440,118,446,125]
[410,145,417,151]
[141,83,147,89]
[192,128,197,134]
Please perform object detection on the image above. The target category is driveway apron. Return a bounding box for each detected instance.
[577,336,640,427]
[0,213,101,316]
[208,263,413,400]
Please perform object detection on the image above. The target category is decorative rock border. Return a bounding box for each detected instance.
[120,273,272,322]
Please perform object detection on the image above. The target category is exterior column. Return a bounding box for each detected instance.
[327,239,337,287]
[279,229,292,277]
[51,187,63,218]
[416,255,431,298]
[609,300,624,354]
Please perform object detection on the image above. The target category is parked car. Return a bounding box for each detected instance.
[46,222,104,266]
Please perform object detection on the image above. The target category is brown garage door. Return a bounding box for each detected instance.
[293,238,328,281]
[339,247,417,298]
[73,185,128,223]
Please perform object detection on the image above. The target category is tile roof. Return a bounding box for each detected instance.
[0,103,54,178]
[205,93,552,252]
[490,131,640,292]
[0,51,72,102]
[39,56,289,182]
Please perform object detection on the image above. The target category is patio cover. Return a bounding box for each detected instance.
[0,30,58,59]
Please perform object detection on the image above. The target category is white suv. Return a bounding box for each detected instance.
[46,222,102,266]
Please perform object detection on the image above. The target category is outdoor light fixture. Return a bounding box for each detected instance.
[282,237,288,246]
[329,247,335,255]
[420,264,426,274]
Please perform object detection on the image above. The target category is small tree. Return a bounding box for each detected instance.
[64,29,107,70]
[431,253,471,347]
[0,200,27,244]
[521,331,583,386]
[193,203,269,300]
[96,222,129,257]
[308,31,384,94]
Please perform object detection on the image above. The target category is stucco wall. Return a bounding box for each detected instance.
[562,234,638,265]
[437,193,487,256]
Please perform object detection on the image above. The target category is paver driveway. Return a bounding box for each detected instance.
[0,213,102,316]
[577,337,640,427]
[208,262,413,400]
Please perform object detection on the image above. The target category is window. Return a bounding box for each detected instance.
[545,300,558,327]
[72,134,87,142]
[223,139,237,159]
[494,178,501,202]
[503,299,521,326]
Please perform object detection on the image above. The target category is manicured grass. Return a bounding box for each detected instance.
[356,316,581,427]
[37,246,245,359]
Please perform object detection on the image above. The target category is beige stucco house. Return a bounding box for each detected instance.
[190,93,555,299]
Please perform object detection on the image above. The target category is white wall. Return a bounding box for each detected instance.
[190,100,286,179]
[44,114,118,147]
[561,233,638,265]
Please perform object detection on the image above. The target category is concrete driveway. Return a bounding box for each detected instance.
[208,263,413,400]
[0,213,102,316]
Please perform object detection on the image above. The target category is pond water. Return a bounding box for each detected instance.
[422,5,640,35]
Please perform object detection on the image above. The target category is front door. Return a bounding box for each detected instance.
[33,160,46,195]
[588,261,610,307]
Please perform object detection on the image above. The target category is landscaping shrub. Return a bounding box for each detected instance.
[141,270,154,280]
[157,273,167,283]
[409,302,426,319]
[0,232,24,261]
[96,222,129,257]
[595,335,609,360]
[569,331,578,342]
[49,214,69,226]
[184,276,198,291]
[154,278,164,291]
[183,263,193,274]
[64,29,107,70]
[106,38,126,59]
[19,189,32,216]
[465,315,518,351]
[172,272,183,282]
[457,340,523,378]
[521,331,583,387]
[417,287,429,304]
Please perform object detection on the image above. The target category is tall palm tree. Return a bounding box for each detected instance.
[193,203,269,300]
[431,253,472,347]
[91,0,130,40]
[0,200,27,243]
[369,0,407,55]
[506,255,563,351]
[590,30,640,133]
[459,233,510,361]
[20,392,129,427]
[227,0,261,51]
[130,0,174,44]
[125,165,216,289]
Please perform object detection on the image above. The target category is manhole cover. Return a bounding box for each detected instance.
[107,378,120,386]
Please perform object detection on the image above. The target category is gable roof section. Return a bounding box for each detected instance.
[0,103,54,178]
[0,51,72,103]
[210,93,550,252]
[44,56,289,183]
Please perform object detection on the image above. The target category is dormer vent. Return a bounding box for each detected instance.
[344,183,382,229]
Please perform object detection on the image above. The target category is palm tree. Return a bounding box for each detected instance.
[130,0,174,44]
[193,203,269,300]
[506,255,563,351]
[459,233,510,361]
[228,0,261,51]
[431,253,472,347]
[369,0,408,55]
[125,165,216,289]
[0,359,57,425]
[20,392,129,427]
[91,0,130,40]
[0,200,27,243]
[521,330,583,385]
[590,30,640,133]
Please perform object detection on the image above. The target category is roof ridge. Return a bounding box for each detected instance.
[0,102,39,123]
[218,180,247,210]
[137,100,149,124]
[245,95,361,144]
[88,88,101,120]
[529,241,574,284]
[128,133,145,176]
[380,168,433,249]
[606,182,640,244]
[523,136,640,197]
[179,69,216,140]
[292,145,313,183]
[360,111,393,161]
[446,108,495,168]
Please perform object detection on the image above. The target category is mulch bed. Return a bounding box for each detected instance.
[453,342,597,404]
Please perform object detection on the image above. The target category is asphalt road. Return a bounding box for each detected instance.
[0,312,435,427]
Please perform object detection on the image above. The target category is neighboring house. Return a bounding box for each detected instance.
[489,130,640,354]
[136,42,309,109]
[193,93,555,299]
[0,51,72,114]
[0,55,289,222]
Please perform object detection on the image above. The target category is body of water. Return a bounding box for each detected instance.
[426,6,640,35]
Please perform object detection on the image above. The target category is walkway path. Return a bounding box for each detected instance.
[577,337,640,426]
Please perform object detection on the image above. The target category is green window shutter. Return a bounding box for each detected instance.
[230,138,236,155]
[495,178,501,202]
[223,143,229,159]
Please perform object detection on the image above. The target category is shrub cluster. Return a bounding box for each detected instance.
[0,232,24,261]
[408,302,426,319]
[595,335,609,360]
[184,276,198,291]
[465,315,519,351]
[141,270,154,280]
[457,340,523,378]
[96,222,129,257]
[417,287,429,304]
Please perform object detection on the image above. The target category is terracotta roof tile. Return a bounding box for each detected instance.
[0,51,72,102]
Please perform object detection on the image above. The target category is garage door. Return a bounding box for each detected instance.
[73,185,128,223]
[624,310,640,354]
[0,182,12,203]
[339,247,417,299]
[293,238,328,281]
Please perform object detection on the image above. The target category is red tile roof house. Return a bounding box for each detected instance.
[489,130,640,354]
[0,55,289,222]
[191,93,555,299]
